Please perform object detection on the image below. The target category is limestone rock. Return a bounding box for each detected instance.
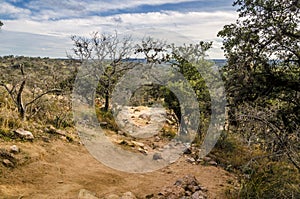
[2,159,14,167]
[45,125,66,136]
[153,153,163,160]
[208,160,218,166]
[132,141,145,148]
[10,145,20,153]
[14,129,34,140]
[121,192,136,199]
[154,136,161,142]
[186,157,196,164]
[202,156,211,162]
[105,194,119,199]
[78,189,99,199]
[158,175,207,198]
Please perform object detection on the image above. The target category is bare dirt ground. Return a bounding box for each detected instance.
[0,139,237,199]
[0,106,237,198]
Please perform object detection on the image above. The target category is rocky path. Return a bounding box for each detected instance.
[0,139,237,199]
[0,106,238,198]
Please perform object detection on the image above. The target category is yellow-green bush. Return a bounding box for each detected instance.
[239,161,300,199]
[95,107,119,131]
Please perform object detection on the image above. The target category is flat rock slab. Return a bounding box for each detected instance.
[14,129,34,140]
[116,106,166,138]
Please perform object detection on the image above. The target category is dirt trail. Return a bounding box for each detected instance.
[0,139,236,199]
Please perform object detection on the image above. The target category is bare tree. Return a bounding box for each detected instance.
[135,36,170,64]
[70,31,137,111]
[0,62,62,120]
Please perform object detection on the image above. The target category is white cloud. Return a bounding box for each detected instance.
[15,0,210,21]
[1,9,237,58]
[0,2,31,18]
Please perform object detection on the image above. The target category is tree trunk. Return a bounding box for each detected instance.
[17,79,26,120]
[104,91,109,112]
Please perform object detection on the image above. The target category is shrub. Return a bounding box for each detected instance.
[239,161,300,199]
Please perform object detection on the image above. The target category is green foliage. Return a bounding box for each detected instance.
[218,0,300,171]
[95,107,119,131]
[212,132,258,171]
[218,0,300,197]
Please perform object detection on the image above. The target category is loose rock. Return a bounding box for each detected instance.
[202,156,211,162]
[105,194,119,199]
[10,145,20,153]
[121,191,136,199]
[186,157,196,164]
[158,175,208,198]
[2,159,14,167]
[153,153,163,160]
[78,189,99,199]
[208,160,218,166]
[14,129,34,140]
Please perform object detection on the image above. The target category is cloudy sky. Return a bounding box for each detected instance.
[0,0,238,58]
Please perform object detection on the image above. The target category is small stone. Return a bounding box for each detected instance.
[45,125,56,134]
[183,147,192,154]
[153,153,163,160]
[186,157,196,164]
[2,159,14,167]
[14,129,34,140]
[138,147,148,155]
[187,184,197,192]
[175,179,183,186]
[203,156,211,162]
[154,136,161,142]
[192,191,207,199]
[78,189,98,199]
[121,191,136,199]
[132,141,145,148]
[208,160,218,166]
[100,122,108,126]
[56,129,66,136]
[41,136,50,142]
[145,194,154,199]
[10,145,19,153]
[199,186,208,192]
[185,190,192,196]
[117,131,128,136]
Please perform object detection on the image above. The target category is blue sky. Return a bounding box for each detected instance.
[0,0,237,58]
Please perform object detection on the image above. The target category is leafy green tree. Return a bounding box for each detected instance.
[135,38,216,137]
[218,0,300,171]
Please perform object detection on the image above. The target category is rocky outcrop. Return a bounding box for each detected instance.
[0,148,17,168]
[157,175,208,199]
